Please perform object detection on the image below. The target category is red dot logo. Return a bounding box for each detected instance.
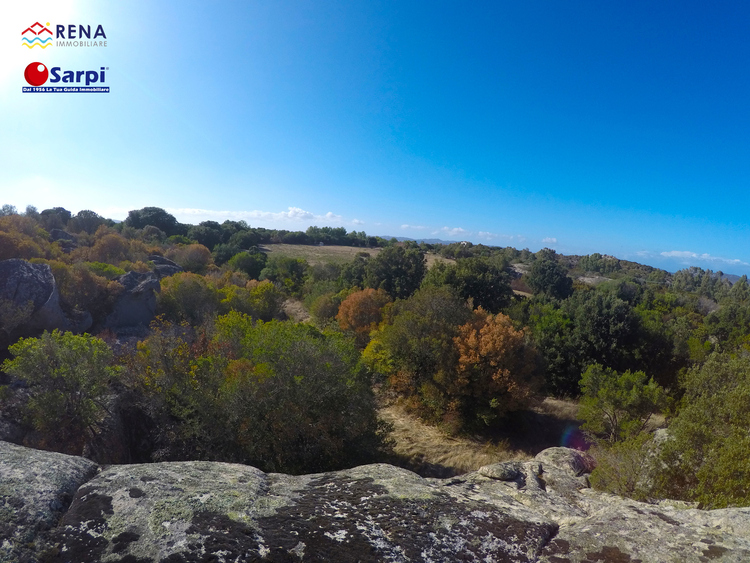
[24,62,48,86]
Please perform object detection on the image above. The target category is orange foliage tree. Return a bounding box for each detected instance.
[336,288,392,347]
[451,309,543,428]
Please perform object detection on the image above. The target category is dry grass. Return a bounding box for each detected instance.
[261,244,451,268]
[378,404,530,478]
[282,299,311,323]
[538,397,580,421]
[378,397,585,477]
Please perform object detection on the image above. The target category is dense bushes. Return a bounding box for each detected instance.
[651,352,750,507]
[131,314,387,473]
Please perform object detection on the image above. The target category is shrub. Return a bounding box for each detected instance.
[244,280,285,322]
[158,272,222,324]
[89,233,131,263]
[167,243,213,274]
[588,433,655,501]
[2,330,117,454]
[85,261,126,279]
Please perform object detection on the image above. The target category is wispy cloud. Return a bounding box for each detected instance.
[434,226,468,238]
[542,237,558,245]
[352,219,364,225]
[660,250,749,267]
[401,224,427,230]
[477,231,498,240]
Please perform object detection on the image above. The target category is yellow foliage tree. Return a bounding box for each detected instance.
[451,309,543,427]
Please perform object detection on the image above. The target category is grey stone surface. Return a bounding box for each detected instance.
[148,255,182,279]
[3,441,750,562]
[104,271,161,329]
[0,441,98,563]
[0,258,68,335]
[49,229,76,242]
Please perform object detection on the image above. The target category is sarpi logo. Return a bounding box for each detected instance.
[21,21,107,48]
[23,62,109,93]
[24,62,49,86]
[21,22,53,49]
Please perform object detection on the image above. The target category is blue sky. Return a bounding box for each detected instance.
[3,1,750,274]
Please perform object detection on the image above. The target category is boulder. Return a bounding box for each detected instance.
[49,229,76,242]
[49,230,78,253]
[0,441,98,563]
[104,271,161,330]
[3,441,750,562]
[148,254,182,278]
[0,258,68,336]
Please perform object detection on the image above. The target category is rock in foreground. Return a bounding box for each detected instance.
[2,441,750,562]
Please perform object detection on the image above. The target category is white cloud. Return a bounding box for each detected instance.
[477,231,498,240]
[352,219,364,225]
[660,250,749,267]
[434,226,468,238]
[542,237,558,244]
[401,224,427,230]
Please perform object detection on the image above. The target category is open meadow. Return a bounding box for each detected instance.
[260,243,452,268]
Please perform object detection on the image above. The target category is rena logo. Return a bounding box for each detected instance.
[21,22,53,49]
[24,62,107,87]
[22,21,107,48]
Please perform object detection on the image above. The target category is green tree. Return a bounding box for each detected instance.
[527,258,573,299]
[68,209,106,234]
[422,257,512,313]
[653,352,750,507]
[260,255,308,295]
[227,250,267,280]
[125,207,184,237]
[2,330,117,454]
[364,246,426,299]
[579,363,668,443]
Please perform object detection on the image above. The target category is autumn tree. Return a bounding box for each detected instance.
[336,288,392,347]
[451,310,543,428]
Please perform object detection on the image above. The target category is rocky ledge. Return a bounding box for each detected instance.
[2,441,750,562]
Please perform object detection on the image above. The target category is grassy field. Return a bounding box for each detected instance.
[260,244,452,268]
